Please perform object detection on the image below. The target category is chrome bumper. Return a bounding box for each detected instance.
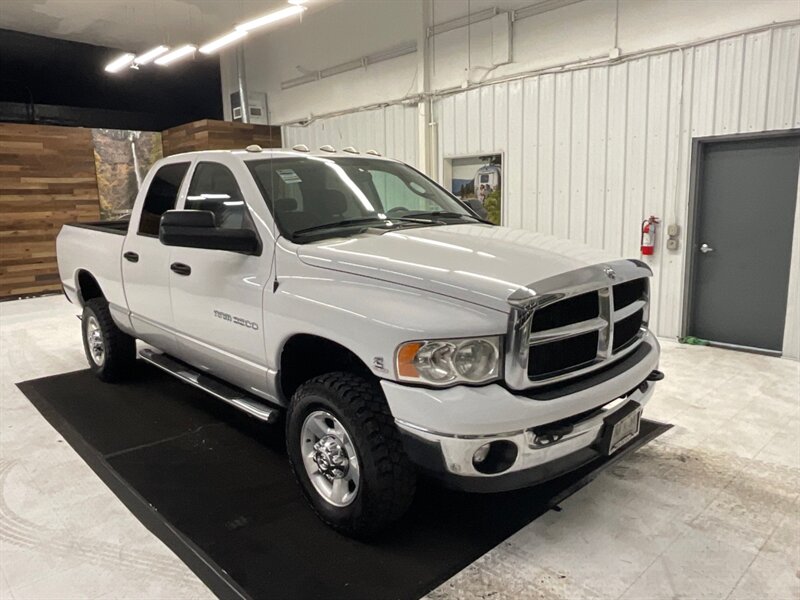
[396,381,655,482]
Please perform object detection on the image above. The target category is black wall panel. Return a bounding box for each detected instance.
[0,29,223,130]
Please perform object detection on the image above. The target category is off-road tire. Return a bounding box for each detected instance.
[286,372,416,538]
[81,298,136,382]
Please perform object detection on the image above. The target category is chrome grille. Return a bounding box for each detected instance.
[505,260,652,390]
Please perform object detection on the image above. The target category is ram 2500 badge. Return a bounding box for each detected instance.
[57,145,662,537]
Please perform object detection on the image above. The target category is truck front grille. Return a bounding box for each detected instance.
[506,260,652,390]
[528,330,599,379]
[531,291,599,331]
[613,308,645,352]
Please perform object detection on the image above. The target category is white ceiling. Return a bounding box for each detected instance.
[0,0,327,52]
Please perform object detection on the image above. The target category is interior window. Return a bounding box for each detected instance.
[186,162,251,230]
[367,170,439,213]
[138,162,189,236]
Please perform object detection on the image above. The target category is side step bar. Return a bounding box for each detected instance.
[139,348,279,424]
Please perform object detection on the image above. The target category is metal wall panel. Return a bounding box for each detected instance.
[435,23,800,339]
[282,104,419,167]
[280,24,798,343]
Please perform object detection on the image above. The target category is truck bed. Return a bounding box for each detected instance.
[67,220,130,235]
[56,221,128,314]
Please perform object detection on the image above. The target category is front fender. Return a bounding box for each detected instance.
[265,268,507,381]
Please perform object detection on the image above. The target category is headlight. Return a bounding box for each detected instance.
[396,336,502,385]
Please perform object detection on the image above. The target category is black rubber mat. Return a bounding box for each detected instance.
[18,364,670,600]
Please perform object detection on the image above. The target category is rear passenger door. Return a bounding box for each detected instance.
[167,160,273,398]
[122,161,190,355]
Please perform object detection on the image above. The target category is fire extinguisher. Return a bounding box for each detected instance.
[641,216,660,256]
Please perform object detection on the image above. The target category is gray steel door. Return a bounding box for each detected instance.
[688,135,800,353]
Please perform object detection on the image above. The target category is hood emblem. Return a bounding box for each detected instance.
[603,266,617,280]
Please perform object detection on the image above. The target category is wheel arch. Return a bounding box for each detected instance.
[75,269,105,307]
[278,333,375,403]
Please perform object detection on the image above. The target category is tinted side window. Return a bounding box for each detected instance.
[138,163,190,236]
[186,162,251,230]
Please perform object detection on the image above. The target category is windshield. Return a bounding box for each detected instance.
[246,156,480,241]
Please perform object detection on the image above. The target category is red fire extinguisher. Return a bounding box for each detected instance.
[641,216,660,256]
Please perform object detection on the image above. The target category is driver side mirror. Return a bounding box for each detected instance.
[159,210,260,254]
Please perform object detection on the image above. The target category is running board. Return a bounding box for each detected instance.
[139,348,279,424]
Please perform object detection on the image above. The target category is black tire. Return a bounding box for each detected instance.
[81,298,136,382]
[286,372,416,538]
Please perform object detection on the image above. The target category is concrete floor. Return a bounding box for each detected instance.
[1,295,798,600]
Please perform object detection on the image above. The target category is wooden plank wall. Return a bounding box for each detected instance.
[162,119,282,156]
[0,118,281,300]
[0,123,100,299]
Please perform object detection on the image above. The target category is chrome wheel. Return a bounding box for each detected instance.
[300,410,360,507]
[86,315,105,366]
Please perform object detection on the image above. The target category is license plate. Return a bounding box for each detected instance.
[599,401,642,456]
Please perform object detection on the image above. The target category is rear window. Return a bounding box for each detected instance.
[138,163,190,236]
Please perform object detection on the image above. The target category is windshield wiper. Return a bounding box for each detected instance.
[293,217,393,237]
[401,211,492,224]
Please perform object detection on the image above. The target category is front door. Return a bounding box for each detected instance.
[167,160,273,399]
[687,135,800,353]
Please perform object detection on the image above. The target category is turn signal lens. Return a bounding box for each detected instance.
[397,342,423,378]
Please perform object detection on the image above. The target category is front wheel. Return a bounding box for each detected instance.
[286,372,416,538]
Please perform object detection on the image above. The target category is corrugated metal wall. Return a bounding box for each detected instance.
[281,23,800,345]
[437,23,800,339]
[282,104,420,167]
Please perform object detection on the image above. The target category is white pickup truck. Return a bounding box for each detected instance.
[57,145,662,537]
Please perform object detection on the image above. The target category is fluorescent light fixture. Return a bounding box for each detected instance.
[155,44,196,65]
[288,0,308,4]
[105,52,135,73]
[134,45,169,65]
[199,30,247,54]
[235,5,306,32]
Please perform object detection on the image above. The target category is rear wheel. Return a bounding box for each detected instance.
[81,298,136,382]
[286,372,416,538]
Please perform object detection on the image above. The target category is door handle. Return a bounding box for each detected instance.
[699,243,714,254]
[170,262,191,276]
[123,251,139,263]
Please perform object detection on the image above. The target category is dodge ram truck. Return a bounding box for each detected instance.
[57,145,662,537]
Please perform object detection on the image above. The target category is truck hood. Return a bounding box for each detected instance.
[296,224,620,311]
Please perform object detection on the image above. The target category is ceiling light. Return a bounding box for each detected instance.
[105,52,135,73]
[288,0,308,4]
[235,5,306,32]
[134,45,169,65]
[199,30,247,54]
[155,45,197,66]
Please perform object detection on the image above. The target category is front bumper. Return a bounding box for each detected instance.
[382,332,660,492]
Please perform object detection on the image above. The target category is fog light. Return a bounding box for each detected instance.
[472,440,518,474]
[473,443,491,464]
